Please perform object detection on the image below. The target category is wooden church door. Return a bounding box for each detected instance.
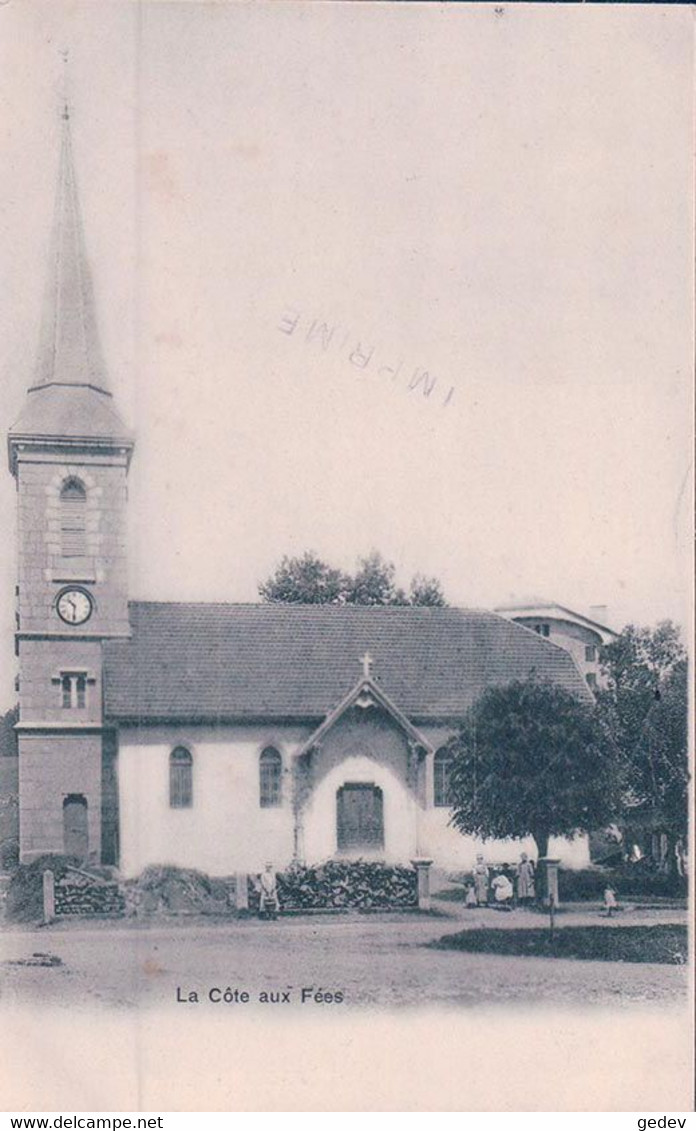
[336,783,384,850]
[63,794,88,860]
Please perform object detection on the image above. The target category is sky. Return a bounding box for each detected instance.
[0,1,693,710]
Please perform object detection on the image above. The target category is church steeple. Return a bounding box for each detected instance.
[8,103,132,472]
[32,103,110,396]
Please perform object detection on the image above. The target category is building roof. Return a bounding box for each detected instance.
[8,109,132,465]
[494,599,616,639]
[103,602,592,724]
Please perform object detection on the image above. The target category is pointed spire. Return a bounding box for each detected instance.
[8,98,133,472]
[30,102,110,396]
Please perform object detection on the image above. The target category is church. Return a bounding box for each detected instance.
[7,110,592,877]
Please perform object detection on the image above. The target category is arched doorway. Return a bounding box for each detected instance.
[63,794,88,860]
[336,783,384,851]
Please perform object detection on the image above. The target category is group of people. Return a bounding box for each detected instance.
[464,852,536,911]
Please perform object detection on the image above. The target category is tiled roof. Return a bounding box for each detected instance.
[9,386,132,444]
[103,602,591,723]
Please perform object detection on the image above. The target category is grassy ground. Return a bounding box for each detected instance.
[431,923,688,964]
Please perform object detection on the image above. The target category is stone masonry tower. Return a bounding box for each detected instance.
[7,107,133,864]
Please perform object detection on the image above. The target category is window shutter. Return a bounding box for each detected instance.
[60,480,87,558]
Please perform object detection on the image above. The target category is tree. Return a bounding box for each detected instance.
[0,706,18,759]
[342,552,408,606]
[597,623,688,844]
[258,551,346,605]
[0,706,19,870]
[446,679,621,859]
[259,550,448,607]
[638,660,688,838]
[409,573,446,607]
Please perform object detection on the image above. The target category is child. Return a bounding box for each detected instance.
[464,882,478,909]
[602,885,618,918]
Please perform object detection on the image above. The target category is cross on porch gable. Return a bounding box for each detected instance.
[360,651,374,679]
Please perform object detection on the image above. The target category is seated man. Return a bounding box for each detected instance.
[259,862,280,920]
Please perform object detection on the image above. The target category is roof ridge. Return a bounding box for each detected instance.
[126,599,494,613]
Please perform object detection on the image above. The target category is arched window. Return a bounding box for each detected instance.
[169,746,193,808]
[434,747,453,808]
[259,747,282,808]
[60,478,87,558]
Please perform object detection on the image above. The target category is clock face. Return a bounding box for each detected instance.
[56,589,93,626]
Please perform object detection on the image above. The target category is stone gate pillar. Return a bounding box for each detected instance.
[411,857,433,911]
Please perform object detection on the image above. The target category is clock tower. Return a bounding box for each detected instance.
[7,106,133,864]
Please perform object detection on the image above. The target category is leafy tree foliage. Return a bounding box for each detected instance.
[0,706,19,870]
[598,622,688,838]
[0,706,18,758]
[258,551,345,605]
[342,552,408,606]
[446,679,621,858]
[409,573,447,607]
[259,551,447,607]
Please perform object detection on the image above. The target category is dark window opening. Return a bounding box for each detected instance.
[170,746,193,808]
[60,478,87,558]
[434,747,453,807]
[259,747,282,808]
[61,672,88,709]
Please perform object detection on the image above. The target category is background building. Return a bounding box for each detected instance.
[494,599,618,692]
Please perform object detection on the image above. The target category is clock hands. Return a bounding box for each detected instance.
[57,590,92,624]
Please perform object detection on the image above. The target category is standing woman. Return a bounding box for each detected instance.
[516,852,536,905]
[472,854,490,906]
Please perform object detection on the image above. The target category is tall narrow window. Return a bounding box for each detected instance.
[60,672,88,709]
[259,747,282,808]
[434,747,453,807]
[170,746,193,808]
[60,478,87,558]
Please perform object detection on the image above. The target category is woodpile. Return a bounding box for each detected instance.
[249,860,418,911]
[54,870,124,917]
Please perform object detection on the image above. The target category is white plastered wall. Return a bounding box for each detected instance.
[421,807,590,872]
[301,753,418,864]
[117,725,303,876]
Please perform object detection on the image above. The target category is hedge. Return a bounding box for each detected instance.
[558,866,687,901]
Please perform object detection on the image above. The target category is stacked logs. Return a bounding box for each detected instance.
[249,860,418,912]
[54,869,125,917]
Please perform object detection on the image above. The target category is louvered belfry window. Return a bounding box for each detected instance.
[60,478,87,557]
[170,746,193,808]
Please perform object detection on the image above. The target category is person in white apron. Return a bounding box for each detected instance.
[516,852,536,905]
[259,862,280,920]
[472,855,490,905]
